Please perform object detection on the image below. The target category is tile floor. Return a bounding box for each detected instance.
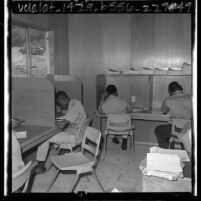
[30,141,152,193]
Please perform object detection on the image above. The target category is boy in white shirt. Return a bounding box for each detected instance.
[99,85,132,150]
[34,91,87,174]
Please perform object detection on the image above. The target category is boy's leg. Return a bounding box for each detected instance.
[121,135,127,150]
[34,132,74,174]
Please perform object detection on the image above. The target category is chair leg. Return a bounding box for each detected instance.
[46,169,60,192]
[86,176,90,182]
[132,132,135,161]
[104,135,108,158]
[92,170,104,192]
[69,173,80,192]
[130,134,132,149]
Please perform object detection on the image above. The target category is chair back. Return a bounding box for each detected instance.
[81,127,101,161]
[170,118,191,135]
[181,129,191,153]
[12,161,32,193]
[77,118,92,141]
[106,114,132,133]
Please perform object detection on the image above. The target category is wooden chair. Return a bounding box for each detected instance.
[169,118,191,149]
[47,127,104,192]
[104,114,135,159]
[12,161,32,193]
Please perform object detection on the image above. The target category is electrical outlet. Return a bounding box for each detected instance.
[131,96,136,102]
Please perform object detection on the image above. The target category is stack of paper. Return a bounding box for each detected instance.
[140,67,154,74]
[123,68,141,74]
[181,62,192,75]
[107,68,124,74]
[154,67,168,75]
[149,146,190,161]
[167,67,182,75]
[139,146,190,181]
[145,153,184,180]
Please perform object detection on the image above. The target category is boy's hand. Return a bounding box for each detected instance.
[55,119,69,129]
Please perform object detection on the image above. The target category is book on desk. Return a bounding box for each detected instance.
[139,147,191,181]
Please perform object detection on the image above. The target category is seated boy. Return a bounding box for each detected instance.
[98,84,132,150]
[34,91,87,174]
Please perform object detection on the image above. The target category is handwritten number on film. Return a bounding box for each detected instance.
[13,1,193,14]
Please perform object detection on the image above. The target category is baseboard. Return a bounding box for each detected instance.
[135,141,158,146]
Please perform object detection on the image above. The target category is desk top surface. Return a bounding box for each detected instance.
[94,108,170,122]
[14,124,60,152]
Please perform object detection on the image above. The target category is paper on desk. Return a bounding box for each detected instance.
[14,131,27,139]
[147,153,183,173]
[150,146,190,161]
[144,169,181,181]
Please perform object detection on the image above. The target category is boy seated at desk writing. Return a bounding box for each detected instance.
[34,91,87,175]
[98,84,132,150]
[154,81,192,149]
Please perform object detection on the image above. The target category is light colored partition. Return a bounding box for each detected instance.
[152,75,192,109]
[47,74,83,103]
[12,77,55,127]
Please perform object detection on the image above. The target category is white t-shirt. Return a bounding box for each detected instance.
[100,95,131,114]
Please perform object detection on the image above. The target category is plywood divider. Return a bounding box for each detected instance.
[47,74,83,103]
[12,77,55,127]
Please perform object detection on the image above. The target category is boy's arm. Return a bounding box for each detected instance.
[125,101,132,113]
[98,92,108,113]
[160,99,169,114]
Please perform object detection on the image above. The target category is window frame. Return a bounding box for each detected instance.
[11,23,54,78]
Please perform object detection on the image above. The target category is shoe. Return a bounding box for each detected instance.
[33,162,47,175]
[112,137,120,144]
[121,139,127,150]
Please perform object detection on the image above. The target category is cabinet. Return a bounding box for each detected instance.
[96,74,192,110]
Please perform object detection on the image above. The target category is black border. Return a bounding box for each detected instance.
[4,0,198,199]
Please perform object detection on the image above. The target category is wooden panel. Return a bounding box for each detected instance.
[68,15,132,117]
[47,75,83,103]
[152,75,192,108]
[131,14,191,69]
[12,77,55,126]
[105,75,150,109]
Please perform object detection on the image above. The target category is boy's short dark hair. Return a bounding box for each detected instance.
[168,81,183,93]
[106,84,118,95]
[55,91,69,102]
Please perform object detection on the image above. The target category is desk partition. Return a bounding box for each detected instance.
[96,74,192,111]
[47,74,83,103]
[12,77,55,127]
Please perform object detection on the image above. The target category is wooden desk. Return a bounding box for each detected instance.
[14,124,61,153]
[94,109,170,133]
[139,157,192,192]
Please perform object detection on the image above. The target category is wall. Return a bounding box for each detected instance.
[68,14,191,122]
[68,14,132,118]
[131,14,191,69]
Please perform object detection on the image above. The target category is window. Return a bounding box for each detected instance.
[12,25,54,77]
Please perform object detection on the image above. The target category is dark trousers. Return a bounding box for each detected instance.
[155,124,173,149]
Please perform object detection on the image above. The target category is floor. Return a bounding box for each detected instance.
[30,140,152,193]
